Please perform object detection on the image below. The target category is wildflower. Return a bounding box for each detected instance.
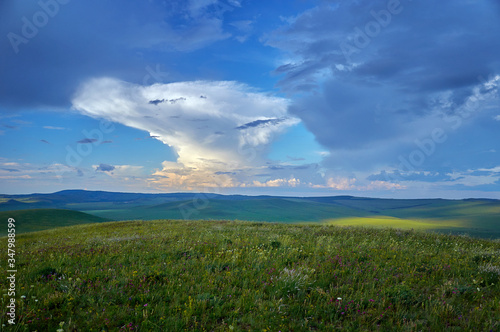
[21,295,26,299]
[337,297,342,300]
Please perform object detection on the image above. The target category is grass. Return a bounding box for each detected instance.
[0,219,499,331]
[0,209,109,236]
[324,216,456,230]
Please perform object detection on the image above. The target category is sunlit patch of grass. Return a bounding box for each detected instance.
[324,216,464,230]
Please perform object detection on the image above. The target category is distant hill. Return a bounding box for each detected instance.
[0,190,223,211]
[0,190,499,239]
[0,209,109,236]
[87,197,371,222]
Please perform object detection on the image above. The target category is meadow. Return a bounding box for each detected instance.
[1,219,499,331]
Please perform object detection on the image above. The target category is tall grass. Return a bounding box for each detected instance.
[1,220,499,331]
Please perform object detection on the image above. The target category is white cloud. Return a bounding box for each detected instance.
[312,177,357,190]
[92,164,144,177]
[362,181,406,191]
[250,177,301,187]
[188,0,219,17]
[478,166,500,173]
[494,115,500,121]
[310,177,405,191]
[0,175,31,180]
[446,171,500,187]
[73,78,299,190]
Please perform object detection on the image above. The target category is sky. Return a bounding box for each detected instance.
[0,0,499,198]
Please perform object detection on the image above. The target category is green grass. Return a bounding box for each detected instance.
[0,209,109,236]
[324,216,458,230]
[1,220,499,331]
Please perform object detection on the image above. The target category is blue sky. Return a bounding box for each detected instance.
[0,0,499,198]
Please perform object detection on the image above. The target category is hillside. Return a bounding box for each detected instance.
[0,220,498,330]
[1,190,499,239]
[0,209,109,236]
[86,198,370,222]
[0,190,222,211]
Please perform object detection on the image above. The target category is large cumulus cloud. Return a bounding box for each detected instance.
[72,78,300,190]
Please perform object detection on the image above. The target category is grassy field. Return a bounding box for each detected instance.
[0,220,499,331]
[0,209,109,236]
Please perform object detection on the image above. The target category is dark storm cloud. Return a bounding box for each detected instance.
[0,0,237,111]
[266,0,500,154]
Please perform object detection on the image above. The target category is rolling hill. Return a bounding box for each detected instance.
[1,190,499,239]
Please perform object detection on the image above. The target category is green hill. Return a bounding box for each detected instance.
[1,191,499,239]
[84,197,500,239]
[86,198,371,222]
[0,220,498,330]
[0,209,109,236]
